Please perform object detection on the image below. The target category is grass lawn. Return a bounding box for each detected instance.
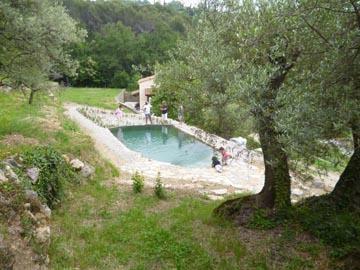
[2,90,356,270]
[59,87,133,112]
[49,181,330,270]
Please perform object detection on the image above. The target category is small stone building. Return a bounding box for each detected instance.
[138,75,155,109]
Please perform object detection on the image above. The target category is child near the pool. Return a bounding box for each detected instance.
[115,104,123,118]
[212,156,222,173]
[219,147,232,165]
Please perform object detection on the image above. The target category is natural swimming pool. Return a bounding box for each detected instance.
[110,125,214,168]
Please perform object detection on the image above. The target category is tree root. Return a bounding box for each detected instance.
[213,194,275,225]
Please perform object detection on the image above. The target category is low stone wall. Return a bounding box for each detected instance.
[78,106,263,165]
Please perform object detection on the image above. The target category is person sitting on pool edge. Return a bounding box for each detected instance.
[212,156,222,173]
[219,147,232,165]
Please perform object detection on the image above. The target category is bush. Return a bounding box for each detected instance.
[22,146,75,208]
[154,172,166,199]
[132,171,144,193]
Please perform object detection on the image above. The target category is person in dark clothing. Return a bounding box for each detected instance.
[211,156,222,173]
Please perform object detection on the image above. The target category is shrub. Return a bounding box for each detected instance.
[132,171,144,193]
[154,172,166,199]
[22,146,75,208]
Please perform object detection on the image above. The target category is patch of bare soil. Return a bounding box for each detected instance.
[1,215,48,270]
[38,106,61,131]
[0,134,39,146]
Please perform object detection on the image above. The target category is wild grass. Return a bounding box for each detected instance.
[48,180,331,270]
[59,87,132,112]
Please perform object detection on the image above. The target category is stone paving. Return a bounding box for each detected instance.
[65,103,340,202]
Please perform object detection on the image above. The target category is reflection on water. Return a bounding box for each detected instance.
[110,125,213,168]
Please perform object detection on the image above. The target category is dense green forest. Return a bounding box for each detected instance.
[61,0,195,89]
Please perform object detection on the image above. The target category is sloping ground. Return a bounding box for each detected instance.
[49,182,332,269]
[1,90,349,269]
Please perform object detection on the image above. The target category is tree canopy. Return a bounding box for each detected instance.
[0,0,86,103]
[61,0,195,89]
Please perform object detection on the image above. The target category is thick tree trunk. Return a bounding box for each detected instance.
[214,51,300,222]
[330,123,360,209]
[28,89,35,104]
[257,114,291,209]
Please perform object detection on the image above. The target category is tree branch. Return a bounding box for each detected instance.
[301,16,332,47]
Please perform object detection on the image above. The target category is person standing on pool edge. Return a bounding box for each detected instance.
[160,101,168,120]
[143,101,152,124]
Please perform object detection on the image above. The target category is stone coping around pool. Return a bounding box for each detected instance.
[77,105,263,165]
[64,103,340,203]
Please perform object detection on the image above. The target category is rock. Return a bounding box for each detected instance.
[70,159,84,171]
[0,169,8,183]
[80,164,95,178]
[40,204,51,219]
[211,189,228,196]
[249,133,260,144]
[292,188,304,196]
[0,194,10,206]
[230,137,247,147]
[3,157,22,168]
[312,181,325,189]
[34,212,47,225]
[24,190,42,209]
[35,226,50,244]
[62,154,70,163]
[24,203,31,210]
[27,167,40,183]
[4,165,19,183]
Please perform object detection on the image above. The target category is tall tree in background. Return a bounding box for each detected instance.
[0,0,85,104]
[62,0,192,88]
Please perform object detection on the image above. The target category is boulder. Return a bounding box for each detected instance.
[230,137,247,147]
[70,159,84,171]
[26,167,40,183]
[4,165,19,184]
[35,226,50,244]
[80,164,95,178]
[0,169,8,183]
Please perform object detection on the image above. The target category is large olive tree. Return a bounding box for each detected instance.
[0,0,86,103]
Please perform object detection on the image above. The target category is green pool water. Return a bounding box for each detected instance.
[110,125,214,168]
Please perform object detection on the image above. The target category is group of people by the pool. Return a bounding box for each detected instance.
[115,100,184,124]
[115,101,230,172]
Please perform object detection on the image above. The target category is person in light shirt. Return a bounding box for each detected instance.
[143,101,152,124]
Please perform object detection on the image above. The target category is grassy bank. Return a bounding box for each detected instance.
[59,87,128,111]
